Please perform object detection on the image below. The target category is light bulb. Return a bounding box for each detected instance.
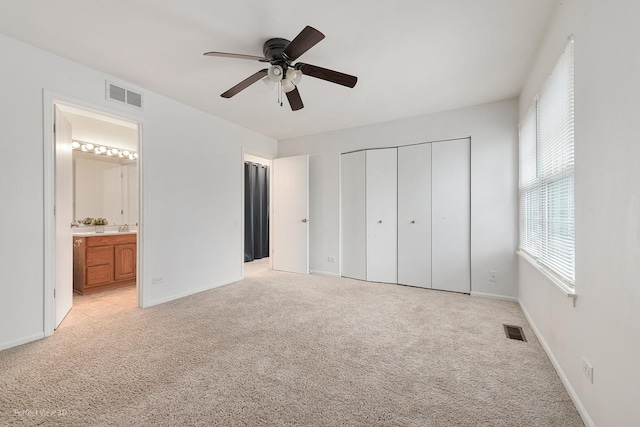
[268,65,283,82]
[133,153,138,159]
[129,154,135,160]
[122,150,130,156]
[81,145,89,152]
[71,141,80,150]
[85,143,94,151]
[286,68,302,85]
[106,149,114,156]
[111,148,119,155]
[282,78,295,93]
[98,146,107,153]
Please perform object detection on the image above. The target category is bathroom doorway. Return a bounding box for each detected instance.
[44,93,143,334]
[242,151,273,277]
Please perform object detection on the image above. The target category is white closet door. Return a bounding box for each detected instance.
[366,148,397,283]
[398,144,432,288]
[341,151,366,280]
[431,138,471,293]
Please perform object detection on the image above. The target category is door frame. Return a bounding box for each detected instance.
[43,90,145,336]
[240,148,274,278]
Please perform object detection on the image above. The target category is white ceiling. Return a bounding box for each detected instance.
[0,0,558,140]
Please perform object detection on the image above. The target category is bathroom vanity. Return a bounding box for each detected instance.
[72,232,137,295]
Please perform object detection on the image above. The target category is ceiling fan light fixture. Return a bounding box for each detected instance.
[262,76,276,90]
[281,78,296,93]
[286,68,302,85]
[267,65,283,82]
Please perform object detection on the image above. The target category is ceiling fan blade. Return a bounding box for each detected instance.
[296,63,358,88]
[282,26,325,61]
[204,51,269,62]
[286,87,304,111]
[221,69,268,98]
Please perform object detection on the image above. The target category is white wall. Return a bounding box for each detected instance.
[244,153,272,167]
[0,33,276,350]
[518,0,640,425]
[279,98,519,299]
[66,112,138,152]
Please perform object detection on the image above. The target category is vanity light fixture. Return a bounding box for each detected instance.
[72,140,138,160]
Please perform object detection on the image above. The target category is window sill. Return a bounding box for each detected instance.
[517,250,576,301]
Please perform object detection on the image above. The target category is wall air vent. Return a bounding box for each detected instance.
[106,81,143,110]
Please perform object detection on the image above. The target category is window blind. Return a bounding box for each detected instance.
[519,103,540,256]
[519,40,575,286]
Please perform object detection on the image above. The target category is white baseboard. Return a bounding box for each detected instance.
[144,276,242,308]
[470,291,519,302]
[0,332,46,351]
[310,270,341,277]
[518,300,595,427]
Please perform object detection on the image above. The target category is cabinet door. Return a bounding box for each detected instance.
[341,151,366,280]
[432,138,470,293]
[366,148,397,283]
[398,143,432,288]
[114,243,137,282]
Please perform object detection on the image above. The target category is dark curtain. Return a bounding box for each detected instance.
[244,162,270,262]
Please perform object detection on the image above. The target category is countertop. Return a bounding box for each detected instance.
[72,230,137,237]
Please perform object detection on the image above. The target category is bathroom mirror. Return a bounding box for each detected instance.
[73,152,138,226]
[61,105,139,227]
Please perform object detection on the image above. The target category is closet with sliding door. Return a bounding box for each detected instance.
[340,138,470,293]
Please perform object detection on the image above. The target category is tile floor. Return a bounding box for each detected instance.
[57,284,138,330]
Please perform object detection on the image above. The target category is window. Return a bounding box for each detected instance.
[519,39,575,287]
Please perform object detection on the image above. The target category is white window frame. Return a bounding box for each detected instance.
[518,38,575,298]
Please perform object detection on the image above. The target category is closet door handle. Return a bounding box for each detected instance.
[301,218,308,223]
[411,220,416,224]
[378,220,383,223]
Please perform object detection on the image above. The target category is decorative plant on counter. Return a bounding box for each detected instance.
[92,218,108,226]
[81,217,94,225]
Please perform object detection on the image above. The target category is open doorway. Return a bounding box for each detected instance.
[45,97,142,333]
[243,152,272,276]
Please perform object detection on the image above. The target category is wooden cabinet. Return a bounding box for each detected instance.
[73,234,137,294]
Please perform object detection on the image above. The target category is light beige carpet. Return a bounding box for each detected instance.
[0,260,583,426]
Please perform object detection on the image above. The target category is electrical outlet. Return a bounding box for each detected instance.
[489,270,498,282]
[152,277,163,285]
[327,257,335,263]
[582,358,593,383]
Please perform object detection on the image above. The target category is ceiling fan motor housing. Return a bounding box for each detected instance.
[263,38,292,66]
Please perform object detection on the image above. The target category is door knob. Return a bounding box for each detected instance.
[301,218,308,223]
[378,220,383,223]
[411,220,416,224]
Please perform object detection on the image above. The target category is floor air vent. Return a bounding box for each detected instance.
[503,324,527,342]
[106,81,143,110]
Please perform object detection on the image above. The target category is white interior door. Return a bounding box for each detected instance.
[340,151,366,280]
[431,138,471,293]
[272,155,309,274]
[366,148,397,283]
[398,143,432,288]
[54,106,74,327]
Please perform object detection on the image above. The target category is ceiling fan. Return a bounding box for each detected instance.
[203,26,358,111]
